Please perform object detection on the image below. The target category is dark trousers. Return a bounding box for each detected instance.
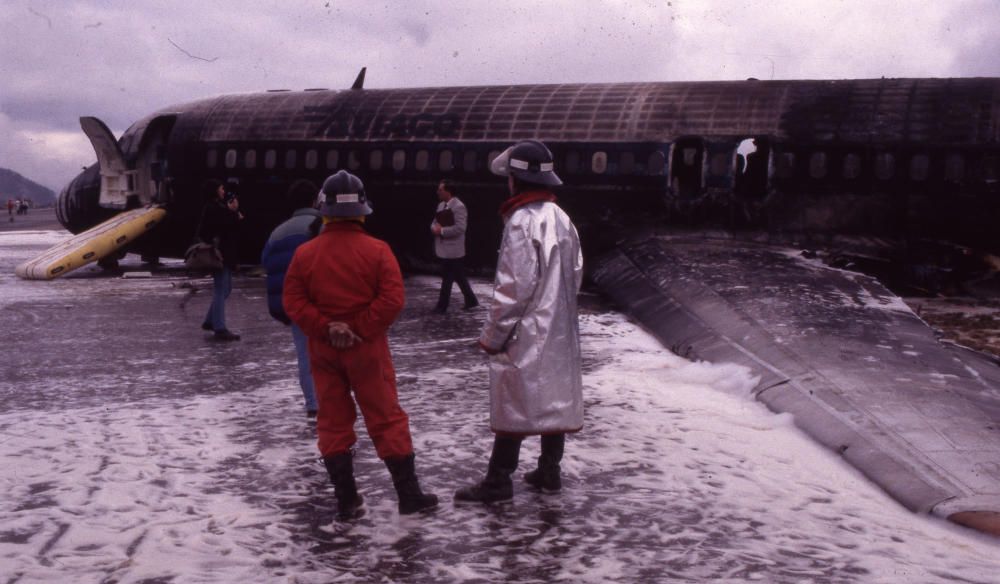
[436,257,476,310]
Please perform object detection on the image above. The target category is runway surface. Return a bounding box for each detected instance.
[1,228,999,583]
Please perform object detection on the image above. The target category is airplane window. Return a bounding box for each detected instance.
[683,148,698,166]
[416,150,430,171]
[369,150,383,171]
[244,150,257,169]
[620,152,636,175]
[264,149,277,169]
[392,149,406,171]
[326,150,339,169]
[708,153,728,176]
[305,149,318,170]
[945,154,965,182]
[565,151,580,174]
[592,152,607,174]
[809,152,827,179]
[775,152,795,179]
[348,150,361,170]
[285,150,297,169]
[842,153,861,179]
[875,153,894,180]
[648,151,666,175]
[439,150,454,172]
[206,149,218,169]
[463,150,477,172]
[910,154,929,181]
[224,149,238,169]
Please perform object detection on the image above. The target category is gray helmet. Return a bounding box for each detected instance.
[319,170,372,217]
[490,140,562,186]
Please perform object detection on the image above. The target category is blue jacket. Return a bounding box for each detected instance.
[261,208,322,324]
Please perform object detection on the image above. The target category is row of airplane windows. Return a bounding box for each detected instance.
[772,150,998,183]
[204,145,998,184]
[203,146,649,176]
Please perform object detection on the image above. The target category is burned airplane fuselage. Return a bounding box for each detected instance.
[57,78,1000,268]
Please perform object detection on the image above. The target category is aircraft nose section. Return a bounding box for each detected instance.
[56,164,109,233]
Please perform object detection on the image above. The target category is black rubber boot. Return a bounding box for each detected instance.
[323,452,365,521]
[384,453,439,515]
[524,434,564,492]
[454,436,522,503]
[213,329,241,341]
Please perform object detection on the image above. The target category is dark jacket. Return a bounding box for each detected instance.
[261,208,322,324]
[199,199,241,269]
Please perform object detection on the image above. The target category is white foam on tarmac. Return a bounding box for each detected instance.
[2,238,999,582]
[0,230,194,309]
[2,308,999,582]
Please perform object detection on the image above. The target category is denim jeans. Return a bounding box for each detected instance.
[291,323,317,412]
[205,267,232,331]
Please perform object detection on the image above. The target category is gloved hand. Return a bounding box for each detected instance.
[328,321,362,349]
[478,340,501,355]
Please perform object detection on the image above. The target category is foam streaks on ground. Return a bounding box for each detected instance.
[0,233,998,582]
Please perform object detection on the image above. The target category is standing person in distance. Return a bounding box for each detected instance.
[200,180,243,341]
[430,179,478,314]
[261,183,323,417]
[455,140,584,504]
[283,170,439,520]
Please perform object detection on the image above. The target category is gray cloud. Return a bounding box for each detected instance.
[1,0,998,192]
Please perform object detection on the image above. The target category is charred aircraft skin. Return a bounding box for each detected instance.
[57,77,1000,268]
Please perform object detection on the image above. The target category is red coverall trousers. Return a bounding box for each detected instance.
[309,334,413,459]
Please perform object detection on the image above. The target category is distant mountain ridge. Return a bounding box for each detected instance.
[0,167,57,207]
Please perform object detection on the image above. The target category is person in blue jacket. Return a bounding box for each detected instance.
[261,184,323,417]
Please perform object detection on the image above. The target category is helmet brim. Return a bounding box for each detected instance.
[320,201,373,217]
[490,146,563,186]
[514,170,562,186]
[489,147,514,177]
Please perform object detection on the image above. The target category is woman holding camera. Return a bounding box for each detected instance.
[199,181,243,341]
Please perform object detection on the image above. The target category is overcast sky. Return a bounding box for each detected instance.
[1,0,999,192]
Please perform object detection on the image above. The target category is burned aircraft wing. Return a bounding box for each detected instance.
[593,236,1000,535]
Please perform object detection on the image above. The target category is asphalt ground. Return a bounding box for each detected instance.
[2,216,999,582]
[0,206,61,232]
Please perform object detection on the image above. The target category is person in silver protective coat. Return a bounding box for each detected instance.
[455,139,584,504]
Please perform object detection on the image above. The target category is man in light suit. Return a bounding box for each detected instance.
[430,179,478,313]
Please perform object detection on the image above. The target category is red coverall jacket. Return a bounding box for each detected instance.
[283,221,404,342]
[282,221,412,458]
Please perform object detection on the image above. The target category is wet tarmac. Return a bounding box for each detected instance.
[0,207,61,233]
[2,224,1000,583]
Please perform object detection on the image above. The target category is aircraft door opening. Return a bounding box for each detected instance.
[670,138,704,200]
[134,115,178,207]
[735,137,771,199]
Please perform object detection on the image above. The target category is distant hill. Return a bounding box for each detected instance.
[0,167,57,207]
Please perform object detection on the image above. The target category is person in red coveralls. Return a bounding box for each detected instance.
[283,170,438,520]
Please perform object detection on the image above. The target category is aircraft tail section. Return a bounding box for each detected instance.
[15,207,167,280]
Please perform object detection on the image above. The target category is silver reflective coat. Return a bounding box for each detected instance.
[479,200,584,435]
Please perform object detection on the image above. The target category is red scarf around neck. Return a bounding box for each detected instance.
[498,190,557,218]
